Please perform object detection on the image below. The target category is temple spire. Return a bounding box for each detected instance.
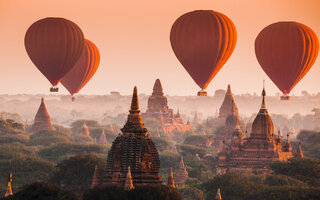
[5,160,13,197]
[259,81,267,113]
[91,165,99,188]
[215,188,222,200]
[167,168,175,188]
[121,87,147,135]
[152,79,164,96]
[124,166,134,191]
[296,142,304,158]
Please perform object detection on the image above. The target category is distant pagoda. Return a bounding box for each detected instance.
[215,188,222,200]
[80,121,90,136]
[92,87,162,188]
[98,129,107,144]
[30,98,55,134]
[142,79,191,134]
[296,142,304,158]
[217,87,293,174]
[174,157,188,184]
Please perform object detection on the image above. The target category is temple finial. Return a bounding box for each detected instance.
[124,166,134,191]
[167,168,175,188]
[215,188,222,200]
[297,142,304,158]
[260,81,267,110]
[130,86,139,112]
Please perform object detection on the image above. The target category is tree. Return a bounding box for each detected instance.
[1,182,80,200]
[50,155,104,194]
[177,185,205,200]
[83,185,181,200]
[29,130,71,146]
[270,158,320,186]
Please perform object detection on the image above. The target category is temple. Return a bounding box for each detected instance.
[207,85,245,132]
[92,87,162,188]
[174,157,188,184]
[296,142,304,158]
[215,188,222,200]
[141,79,191,134]
[80,121,90,136]
[29,97,55,134]
[217,87,293,174]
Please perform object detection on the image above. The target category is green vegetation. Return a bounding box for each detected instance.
[1,182,80,200]
[50,155,105,194]
[82,185,181,200]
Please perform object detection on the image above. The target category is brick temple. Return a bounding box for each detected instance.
[141,79,191,134]
[216,87,293,174]
[92,87,162,188]
[29,98,55,134]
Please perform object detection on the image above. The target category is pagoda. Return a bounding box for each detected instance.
[30,98,55,134]
[207,85,245,132]
[141,79,191,134]
[296,142,304,158]
[174,157,188,184]
[92,87,162,188]
[98,129,107,144]
[167,168,175,189]
[80,121,90,136]
[217,87,293,174]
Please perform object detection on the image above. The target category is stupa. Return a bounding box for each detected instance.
[98,129,107,144]
[174,157,188,184]
[30,98,55,134]
[167,168,175,189]
[142,79,191,134]
[92,87,162,188]
[80,121,90,136]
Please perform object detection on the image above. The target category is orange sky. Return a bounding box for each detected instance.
[0,0,319,95]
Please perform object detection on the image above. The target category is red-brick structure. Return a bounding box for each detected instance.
[217,88,293,174]
[174,157,188,184]
[92,87,162,188]
[80,121,90,136]
[30,98,55,134]
[142,79,191,134]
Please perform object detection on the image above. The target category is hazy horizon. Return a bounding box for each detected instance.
[0,0,319,96]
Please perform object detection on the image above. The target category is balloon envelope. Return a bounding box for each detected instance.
[255,22,319,95]
[25,17,85,86]
[61,39,100,95]
[170,10,237,90]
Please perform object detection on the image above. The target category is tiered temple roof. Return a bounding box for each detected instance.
[174,157,188,184]
[30,98,55,134]
[92,87,162,188]
[217,87,293,174]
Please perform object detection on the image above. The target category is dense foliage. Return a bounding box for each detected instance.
[83,185,181,200]
[50,155,105,194]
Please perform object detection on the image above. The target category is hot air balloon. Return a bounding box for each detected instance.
[170,10,237,96]
[25,17,85,92]
[255,22,319,100]
[61,39,100,101]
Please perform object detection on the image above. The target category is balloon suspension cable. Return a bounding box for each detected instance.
[72,96,76,102]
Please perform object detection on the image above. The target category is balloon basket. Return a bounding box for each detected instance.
[71,96,76,102]
[280,95,290,100]
[50,87,59,92]
[197,90,207,96]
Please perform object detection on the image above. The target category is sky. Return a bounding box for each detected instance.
[0,0,319,96]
